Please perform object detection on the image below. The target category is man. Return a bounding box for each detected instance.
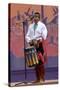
[25,12,48,83]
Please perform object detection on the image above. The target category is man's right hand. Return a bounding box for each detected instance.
[29,40,38,47]
[29,40,34,46]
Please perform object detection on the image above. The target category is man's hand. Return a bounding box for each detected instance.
[33,40,37,46]
[29,40,37,46]
[29,40,34,46]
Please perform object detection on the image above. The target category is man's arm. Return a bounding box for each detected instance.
[25,26,31,43]
[42,24,48,63]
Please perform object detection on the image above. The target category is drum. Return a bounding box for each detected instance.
[25,46,39,67]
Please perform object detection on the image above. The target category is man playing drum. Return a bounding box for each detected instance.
[25,12,48,83]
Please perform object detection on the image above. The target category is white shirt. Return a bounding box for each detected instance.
[25,21,48,43]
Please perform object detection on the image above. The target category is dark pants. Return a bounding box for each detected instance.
[35,61,45,81]
[35,42,45,81]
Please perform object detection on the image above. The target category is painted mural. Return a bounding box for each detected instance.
[10,4,58,57]
[9,4,58,84]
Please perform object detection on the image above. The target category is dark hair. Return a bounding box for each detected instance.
[34,12,40,19]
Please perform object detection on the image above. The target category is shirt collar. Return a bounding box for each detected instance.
[34,21,40,25]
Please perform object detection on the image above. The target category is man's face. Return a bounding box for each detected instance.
[34,14,40,24]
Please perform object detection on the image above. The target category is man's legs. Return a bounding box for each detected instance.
[35,64,40,81]
[35,61,45,82]
[35,42,45,82]
[39,63,45,81]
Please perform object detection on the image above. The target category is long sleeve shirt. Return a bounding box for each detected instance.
[25,21,47,43]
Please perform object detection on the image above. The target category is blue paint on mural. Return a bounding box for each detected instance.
[10,51,58,70]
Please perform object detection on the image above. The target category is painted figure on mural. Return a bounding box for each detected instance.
[25,12,48,83]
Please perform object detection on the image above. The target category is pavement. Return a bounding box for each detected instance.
[9,79,58,87]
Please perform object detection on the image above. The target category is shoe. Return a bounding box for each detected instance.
[40,79,45,83]
[31,80,40,83]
